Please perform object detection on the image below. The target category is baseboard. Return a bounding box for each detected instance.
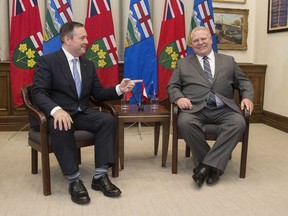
[261,110,288,133]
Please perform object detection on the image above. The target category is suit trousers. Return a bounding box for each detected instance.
[178,106,246,172]
[48,110,116,176]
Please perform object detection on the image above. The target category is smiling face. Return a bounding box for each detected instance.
[190,27,213,57]
[63,26,88,57]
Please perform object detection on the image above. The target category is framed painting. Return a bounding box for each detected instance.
[212,0,246,3]
[267,0,288,33]
[213,8,249,50]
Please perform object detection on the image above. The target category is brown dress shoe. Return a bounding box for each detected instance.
[69,179,90,204]
[91,174,121,197]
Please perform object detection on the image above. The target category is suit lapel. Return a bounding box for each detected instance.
[214,53,223,81]
[189,55,209,82]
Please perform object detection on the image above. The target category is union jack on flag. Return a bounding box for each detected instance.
[164,0,184,21]
[13,0,38,15]
[87,0,111,17]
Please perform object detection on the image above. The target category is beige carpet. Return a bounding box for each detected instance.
[0,123,288,216]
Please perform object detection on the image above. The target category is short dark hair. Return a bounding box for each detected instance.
[59,21,84,44]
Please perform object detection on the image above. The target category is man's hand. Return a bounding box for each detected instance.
[119,78,141,93]
[176,97,193,110]
[53,109,73,131]
[241,98,254,115]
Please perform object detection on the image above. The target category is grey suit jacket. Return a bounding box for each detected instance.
[32,49,120,118]
[167,53,254,114]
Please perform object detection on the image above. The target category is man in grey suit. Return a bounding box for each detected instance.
[167,26,254,187]
[32,22,136,204]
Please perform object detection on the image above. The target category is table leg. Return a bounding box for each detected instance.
[118,119,125,169]
[162,119,170,167]
[154,122,160,155]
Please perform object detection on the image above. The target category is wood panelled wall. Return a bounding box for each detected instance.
[1,61,287,132]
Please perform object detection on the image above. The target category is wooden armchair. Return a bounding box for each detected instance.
[171,96,250,178]
[21,84,118,196]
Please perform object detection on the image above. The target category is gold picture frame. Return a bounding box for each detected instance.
[213,8,249,50]
[267,0,288,33]
[213,0,246,3]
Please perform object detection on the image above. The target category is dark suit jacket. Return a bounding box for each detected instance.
[167,53,254,114]
[32,49,121,118]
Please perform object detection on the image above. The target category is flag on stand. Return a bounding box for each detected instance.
[84,0,119,86]
[43,0,73,54]
[124,0,158,104]
[186,0,218,55]
[10,0,43,107]
[157,0,186,101]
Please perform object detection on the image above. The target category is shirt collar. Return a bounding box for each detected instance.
[196,50,214,62]
[62,47,79,62]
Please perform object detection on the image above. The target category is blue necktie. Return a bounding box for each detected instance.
[203,56,216,107]
[72,58,81,98]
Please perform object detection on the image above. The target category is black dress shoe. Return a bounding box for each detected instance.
[206,167,221,185]
[91,174,121,197]
[192,165,208,187]
[69,179,90,204]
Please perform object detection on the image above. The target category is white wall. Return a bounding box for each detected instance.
[255,0,288,117]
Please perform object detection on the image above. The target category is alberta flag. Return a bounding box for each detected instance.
[186,0,218,55]
[84,0,118,86]
[157,0,186,101]
[43,0,73,54]
[124,0,158,104]
[10,0,43,107]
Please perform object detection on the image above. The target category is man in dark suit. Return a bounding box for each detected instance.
[32,22,136,204]
[167,26,254,187]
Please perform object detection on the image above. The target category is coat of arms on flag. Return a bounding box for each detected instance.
[12,32,43,69]
[43,0,73,54]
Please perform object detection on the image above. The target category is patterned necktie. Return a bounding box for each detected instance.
[203,56,216,107]
[72,58,81,98]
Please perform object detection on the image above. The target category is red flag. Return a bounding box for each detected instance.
[84,0,119,87]
[142,82,149,102]
[157,0,186,101]
[10,0,43,107]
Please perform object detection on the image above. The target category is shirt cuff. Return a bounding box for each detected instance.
[50,106,62,116]
[116,84,123,96]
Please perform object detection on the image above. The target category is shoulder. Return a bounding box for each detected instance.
[215,52,234,61]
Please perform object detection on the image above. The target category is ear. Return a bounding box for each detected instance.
[64,35,72,45]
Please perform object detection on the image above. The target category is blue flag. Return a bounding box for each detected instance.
[186,0,218,55]
[124,0,158,104]
[43,0,73,54]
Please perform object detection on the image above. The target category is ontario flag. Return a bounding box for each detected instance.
[84,0,118,86]
[124,0,158,104]
[43,0,73,54]
[10,0,43,107]
[157,0,186,101]
[186,0,218,55]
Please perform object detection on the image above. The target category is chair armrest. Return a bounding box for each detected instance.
[89,97,117,117]
[21,85,47,127]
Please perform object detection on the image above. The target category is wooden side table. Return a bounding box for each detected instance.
[114,105,170,170]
